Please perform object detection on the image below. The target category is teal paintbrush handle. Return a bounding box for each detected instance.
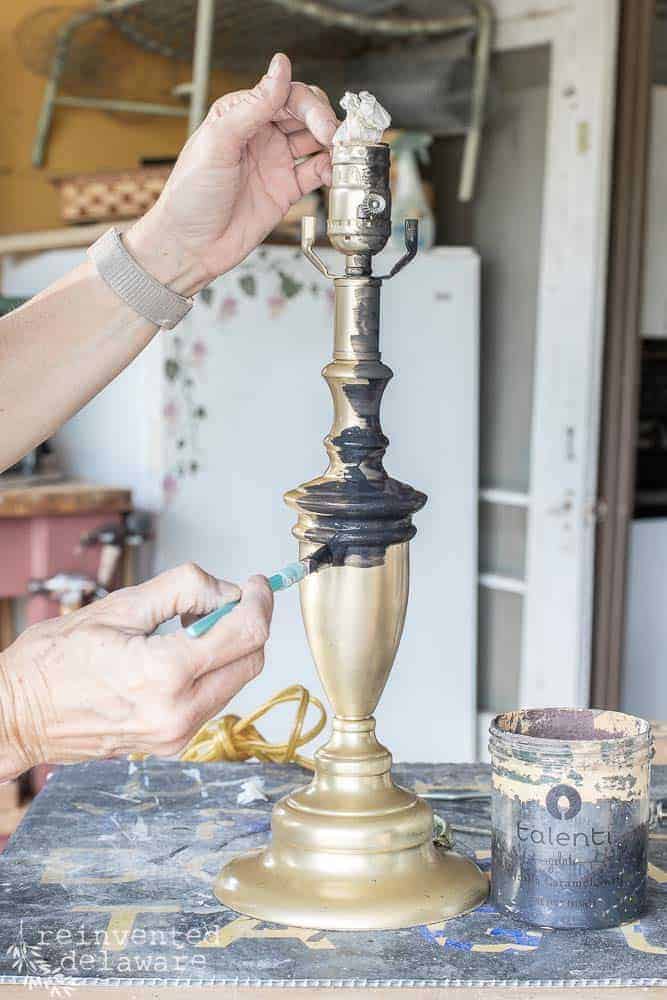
[185,560,307,638]
[185,598,239,638]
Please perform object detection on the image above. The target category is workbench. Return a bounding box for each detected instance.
[0,478,131,627]
[0,759,665,998]
[0,479,133,801]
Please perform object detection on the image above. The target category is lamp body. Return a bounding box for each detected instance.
[215,141,487,929]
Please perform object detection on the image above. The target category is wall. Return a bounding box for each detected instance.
[0,0,244,234]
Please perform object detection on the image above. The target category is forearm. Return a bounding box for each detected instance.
[0,219,206,472]
[0,651,33,782]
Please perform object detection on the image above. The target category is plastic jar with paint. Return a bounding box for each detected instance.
[489,708,653,929]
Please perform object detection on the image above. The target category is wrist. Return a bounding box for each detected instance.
[124,209,212,298]
[0,652,35,781]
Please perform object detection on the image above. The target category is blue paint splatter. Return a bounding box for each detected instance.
[418,921,541,955]
[444,939,473,952]
[487,927,541,945]
[417,925,438,944]
[244,819,271,835]
[419,925,472,951]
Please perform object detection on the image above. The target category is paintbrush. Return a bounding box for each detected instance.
[185,543,332,638]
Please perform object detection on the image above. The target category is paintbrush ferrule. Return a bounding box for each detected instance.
[267,561,307,591]
[185,545,331,639]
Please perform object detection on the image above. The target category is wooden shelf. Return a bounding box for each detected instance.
[0,480,132,518]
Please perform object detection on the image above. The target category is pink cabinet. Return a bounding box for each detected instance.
[0,481,132,793]
[1,511,124,623]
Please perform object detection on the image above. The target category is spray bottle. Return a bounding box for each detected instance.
[389,131,436,251]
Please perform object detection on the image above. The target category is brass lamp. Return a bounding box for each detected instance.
[215,140,488,929]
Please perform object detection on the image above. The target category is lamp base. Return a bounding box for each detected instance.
[216,840,487,931]
[215,718,488,930]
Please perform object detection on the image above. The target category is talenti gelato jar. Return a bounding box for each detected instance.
[489,708,652,929]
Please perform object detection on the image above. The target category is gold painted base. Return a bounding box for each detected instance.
[216,840,487,931]
[215,718,488,930]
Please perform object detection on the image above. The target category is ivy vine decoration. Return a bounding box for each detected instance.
[161,247,332,500]
[162,332,207,500]
[235,247,328,318]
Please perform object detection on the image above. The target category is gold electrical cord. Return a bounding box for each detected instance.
[179,684,327,770]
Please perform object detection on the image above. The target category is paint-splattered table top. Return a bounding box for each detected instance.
[0,759,665,995]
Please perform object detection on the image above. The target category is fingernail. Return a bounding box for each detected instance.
[268,53,281,78]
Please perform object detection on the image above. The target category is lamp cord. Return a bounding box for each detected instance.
[179,684,327,770]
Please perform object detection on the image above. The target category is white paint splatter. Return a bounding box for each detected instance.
[237,777,268,805]
[109,815,133,844]
[183,766,209,798]
[133,817,150,841]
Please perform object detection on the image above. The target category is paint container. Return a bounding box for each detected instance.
[489,708,652,929]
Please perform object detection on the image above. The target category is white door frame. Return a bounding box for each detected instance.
[478,0,618,712]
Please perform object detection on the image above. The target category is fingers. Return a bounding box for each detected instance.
[205,53,292,163]
[287,129,326,159]
[308,83,331,104]
[109,563,241,633]
[283,81,338,147]
[136,576,272,757]
[149,645,265,758]
[276,116,314,135]
[295,150,333,193]
[275,85,334,135]
[202,52,337,175]
[171,574,274,679]
[188,647,265,724]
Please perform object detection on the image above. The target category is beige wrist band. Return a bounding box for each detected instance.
[88,227,193,330]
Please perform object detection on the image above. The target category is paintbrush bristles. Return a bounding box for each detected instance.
[304,543,333,575]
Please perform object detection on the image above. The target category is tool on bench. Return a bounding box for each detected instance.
[79,511,152,588]
[421,789,490,802]
[29,513,153,614]
[28,572,108,613]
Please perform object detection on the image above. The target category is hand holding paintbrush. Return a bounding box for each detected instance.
[186,544,333,638]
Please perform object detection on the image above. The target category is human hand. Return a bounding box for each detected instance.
[0,564,273,781]
[125,52,338,296]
